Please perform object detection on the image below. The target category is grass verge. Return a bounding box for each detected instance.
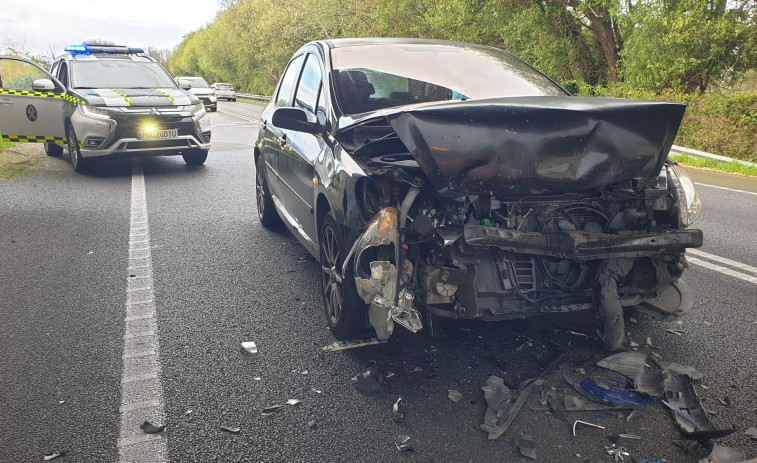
[0,142,46,179]
[670,154,757,177]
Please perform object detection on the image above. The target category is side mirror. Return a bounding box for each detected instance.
[176,78,191,90]
[272,107,320,134]
[32,79,55,92]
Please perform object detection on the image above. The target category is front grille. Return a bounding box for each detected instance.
[512,255,536,292]
[124,139,192,149]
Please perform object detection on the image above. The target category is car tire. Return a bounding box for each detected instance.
[320,212,366,339]
[182,150,208,165]
[255,155,282,229]
[45,143,63,157]
[209,107,217,112]
[66,125,90,173]
[231,98,236,102]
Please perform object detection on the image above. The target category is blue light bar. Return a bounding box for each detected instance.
[65,45,88,53]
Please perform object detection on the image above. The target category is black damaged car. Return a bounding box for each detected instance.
[254,38,703,350]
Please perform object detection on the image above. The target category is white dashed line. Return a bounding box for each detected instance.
[218,108,259,123]
[695,182,757,196]
[117,158,168,463]
[688,252,757,285]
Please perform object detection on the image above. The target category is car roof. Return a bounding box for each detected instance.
[322,37,500,50]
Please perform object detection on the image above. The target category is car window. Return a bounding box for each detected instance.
[275,54,306,108]
[0,58,48,91]
[294,54,322,114]
[71,61,176,89]
[179,77,210,88]
[331,43,566,115]
[57,62,69,88]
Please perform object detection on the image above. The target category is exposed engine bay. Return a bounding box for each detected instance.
[340,98,703,350]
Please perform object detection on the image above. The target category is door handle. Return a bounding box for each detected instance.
[0,99,13,105]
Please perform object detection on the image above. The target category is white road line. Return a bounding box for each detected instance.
[688,256,757,285]
[117,158,168,463]
[695,182,757,196]
[687,249,757,275]
[218,108,259,123]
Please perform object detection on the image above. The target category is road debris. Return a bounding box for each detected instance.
[744,427,757,440]
[579,378,654,406]
[698,444,746,463]
[185,410,193,416]
[240,341,258,354]
[596,350,664,397]
[395,435,414,452]
[657,361,704,381]
[261,405,283,416]
[140,421,166,434]
[220,426,240,433]
[448,389,462,402]
[311,388,322,394]
[351,365,385,393]
[605,443,631,461]
[308,420,317,429]
[286,399,301,406]
[322,338,385,352]
[516,434,537,459]
[717,397,732,407]
[392,397,405,423]
[572,420,606,436]
[43,452,66,461]
[666,329,686,336]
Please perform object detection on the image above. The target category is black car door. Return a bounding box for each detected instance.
[260,53,306,217]
[278,53,327,243]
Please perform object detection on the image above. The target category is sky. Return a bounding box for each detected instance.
[1,0,222,59]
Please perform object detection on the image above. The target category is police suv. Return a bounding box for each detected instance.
[0,45,211,173]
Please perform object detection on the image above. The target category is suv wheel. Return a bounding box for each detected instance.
[66,125,90,173]
[320,212,366,339]
[182,150,208,165]
[255,155,282,229]
[45,143,63,157]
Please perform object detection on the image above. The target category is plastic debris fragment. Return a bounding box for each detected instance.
[395,435,414,452]
[697,444,746,463]
[572,420,606,436]
[140,421,166,434]
[480,375,513,439]
[308,420,317,429]
[517,434,537,460]
[666,329,686,336]
[605,443,631,461]
[448,389,462,402]
[351,365,385,393]
[43,452,66,461]
[657,361,704,380]
[220,426,240,433]
[286,399,301,406]
[597,350,664,398]
[745,428,757,440]
[241,341,258,354]
[261,405,283,416]
[393,398,402,413]
[322,338,385,352]
[185,410,193,416]
[580,378,654,406]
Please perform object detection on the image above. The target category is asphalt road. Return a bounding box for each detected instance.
[1,100,756,462]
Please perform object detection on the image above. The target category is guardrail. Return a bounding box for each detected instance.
[670,145,757,168]
[237,93,272,101]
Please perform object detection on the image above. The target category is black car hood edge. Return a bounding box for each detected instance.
[339,96,686,197]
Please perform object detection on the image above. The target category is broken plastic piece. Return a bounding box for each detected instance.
[351,365,385,393]
[744,427,757,440]
[43,452,66,461]
[286,399,301,406]
[241,341,258,354]
[185,410,193,416]
[393,397,402,413]
[605,443,631,461]
[698,444,746,463]
[311,388,322,394]
[140,421,166,434]
[395,435,414,452]
[308,420,317,429]
[580,378,654,406]
[572,420,606,436]
[657,361,704,380]
[517,434,537,460]
[220,426,240,433]
[448,389,462,402]
[321,338,385,352]
[480,375,513,439]
[597,350,664,398]
[261,405,283,416]
[666,329,685,336]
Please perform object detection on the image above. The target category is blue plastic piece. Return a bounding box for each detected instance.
[580,378,653,406]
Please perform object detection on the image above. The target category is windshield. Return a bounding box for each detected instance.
[179,77,210,88]
[71,60,176,89]
[331,43,567,115]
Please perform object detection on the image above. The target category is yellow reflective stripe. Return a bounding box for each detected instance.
[111,89,131,106]
[152,88,177,105]
[1,134,67,144]
[0,88,87,105]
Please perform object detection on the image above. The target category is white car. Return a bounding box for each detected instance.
[212,83,236,101]
[176,76,217,111]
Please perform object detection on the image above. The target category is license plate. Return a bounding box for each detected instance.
[138,128,178,140]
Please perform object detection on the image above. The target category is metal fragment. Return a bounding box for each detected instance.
[220,426,240,433]
[241,341,258,354]
[572,420,606,436]
[43,453,66,461]
[448,389,462,402]
[321,338,385,352]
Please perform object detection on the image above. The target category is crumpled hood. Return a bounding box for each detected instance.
[347,97,686,197]
[76,88,199,107]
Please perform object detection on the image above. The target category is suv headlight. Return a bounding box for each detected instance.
[667,163,702,227]
[80,105,112,120]
[190,103,206,119]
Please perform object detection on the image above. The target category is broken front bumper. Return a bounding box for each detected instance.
[463,226,703,259]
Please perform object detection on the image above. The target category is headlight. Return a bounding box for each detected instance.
[80,105,111,119]
[667,163,702,226]
[354,208,399,303]
[190,103,206,119]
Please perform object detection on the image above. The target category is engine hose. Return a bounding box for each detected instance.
[597,258,634,351]
[399,186,422,230]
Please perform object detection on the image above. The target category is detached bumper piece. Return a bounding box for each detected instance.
[463,226,703,260]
